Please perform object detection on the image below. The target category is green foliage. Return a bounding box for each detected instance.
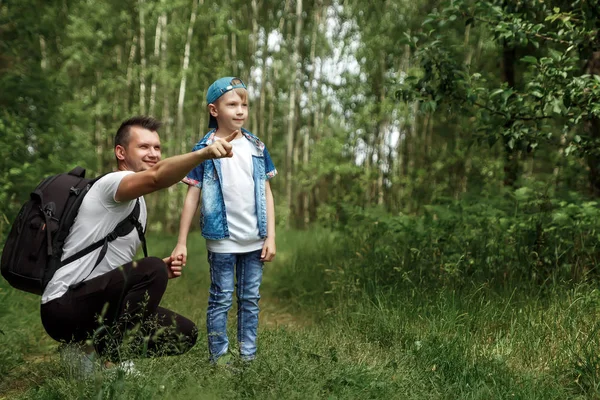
[317,185,600,298]
[401,0,600,159]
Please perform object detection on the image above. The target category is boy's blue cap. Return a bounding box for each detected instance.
[207,77,247,128]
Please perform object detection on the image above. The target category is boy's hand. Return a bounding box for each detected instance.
[204,130,238,159]
[260,237,276,262]
[171,243,188,266]
[163,254,185,279]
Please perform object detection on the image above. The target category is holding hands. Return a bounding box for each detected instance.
[163,253,185,279]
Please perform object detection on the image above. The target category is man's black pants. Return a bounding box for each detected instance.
[41,257,197,360]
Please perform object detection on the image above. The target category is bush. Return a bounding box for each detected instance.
[326,185,600,297]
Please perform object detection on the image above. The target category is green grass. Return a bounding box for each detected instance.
[1,229,600,398]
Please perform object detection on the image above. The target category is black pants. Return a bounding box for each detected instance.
[41,257,197,360]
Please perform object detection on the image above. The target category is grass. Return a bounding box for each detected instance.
[1,229,600,398]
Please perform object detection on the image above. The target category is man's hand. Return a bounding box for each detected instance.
[163,254,185,279]
[203,130,239,159]
[260,237,276,262]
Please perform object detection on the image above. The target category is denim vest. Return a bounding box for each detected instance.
[183,128,277,240]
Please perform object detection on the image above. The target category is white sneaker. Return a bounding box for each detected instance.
[111,360,141,377]
[59,343,97,378]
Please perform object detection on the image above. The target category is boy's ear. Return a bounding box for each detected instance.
[208,104,218,118]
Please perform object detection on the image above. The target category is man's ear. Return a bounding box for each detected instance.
[208,104,218,118]
[115,145,126,161]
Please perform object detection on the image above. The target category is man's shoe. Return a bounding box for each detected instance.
[104,360,141,377]
[59,343,97,378]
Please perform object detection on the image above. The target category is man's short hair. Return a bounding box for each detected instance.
[115,116,162,148]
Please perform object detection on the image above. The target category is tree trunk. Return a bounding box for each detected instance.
[279,0,291,32]
[501,40,520,187]
[258,32,268,139]
[125,35,138,114]
[376,49,387,206]
[39,35,48,70]
[139,0,147,115]
[176,0,199,134]
[169,0,199,233]
[149,13,165,117]
[285,0,303,226]
[303,0,322,227]
[160,13,170,136]
[93,70,103,173]
[461,23,473,194]
[250,0,260,135]
[112,45,123,121]
[585,51,600,195]
[231,31,238,76]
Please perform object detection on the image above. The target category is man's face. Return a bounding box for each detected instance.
[116,126,161,172]
[210,90,248,132]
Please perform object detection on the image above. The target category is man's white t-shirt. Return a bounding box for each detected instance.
[41,171,147,304]
[206,137,263,253]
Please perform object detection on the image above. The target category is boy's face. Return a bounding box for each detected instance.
[209,90,248,133]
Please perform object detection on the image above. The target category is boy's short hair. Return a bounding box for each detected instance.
[206,77,247,128]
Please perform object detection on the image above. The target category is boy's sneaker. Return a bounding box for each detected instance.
[59,343,97,378]
[214,353,234,366]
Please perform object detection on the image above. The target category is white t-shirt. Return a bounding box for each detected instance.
[206,137,263,253]
[41,171,147,303]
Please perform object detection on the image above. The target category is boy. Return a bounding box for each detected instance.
[172,77,277,363]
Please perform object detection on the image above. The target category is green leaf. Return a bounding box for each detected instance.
[531,91,543,98]
[515,187,533,201]
[521,56,537,64]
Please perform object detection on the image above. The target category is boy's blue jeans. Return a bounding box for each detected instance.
[206,250,263,362]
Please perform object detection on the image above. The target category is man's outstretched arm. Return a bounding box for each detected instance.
[115,130,237,202]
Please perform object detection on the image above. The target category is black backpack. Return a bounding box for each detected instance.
[1,167,147,295]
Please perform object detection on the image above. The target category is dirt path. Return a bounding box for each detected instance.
[259,294,312,330]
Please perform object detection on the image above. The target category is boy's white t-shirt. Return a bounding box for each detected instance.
[41,171,147,304]
[205,137,263,253]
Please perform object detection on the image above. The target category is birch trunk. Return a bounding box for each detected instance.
[285,0,303,226]
[39,36,48,70]
[168,0,199,232]
[250,0,260,135]
[124,35,138,114]
[303,0,322,226]
[139,0,147,114]
[112,46,123,121]
[149,13,165,117]
[231,32,238,76]
[160,13,170,136]
[93,70,103,173]
[176,0,199,134]
[267,81,274,149]
[258,34,268,139]
[376,50,386,206]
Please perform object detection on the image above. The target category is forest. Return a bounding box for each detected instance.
[3,0,600,398]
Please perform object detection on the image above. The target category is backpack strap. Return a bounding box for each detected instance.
[63,199,147,285]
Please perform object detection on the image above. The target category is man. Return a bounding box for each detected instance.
[40,116,238,367]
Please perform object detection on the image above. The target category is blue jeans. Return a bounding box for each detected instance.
[206,250,263,361]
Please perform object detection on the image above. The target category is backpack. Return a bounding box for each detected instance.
[1,167,147,295]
